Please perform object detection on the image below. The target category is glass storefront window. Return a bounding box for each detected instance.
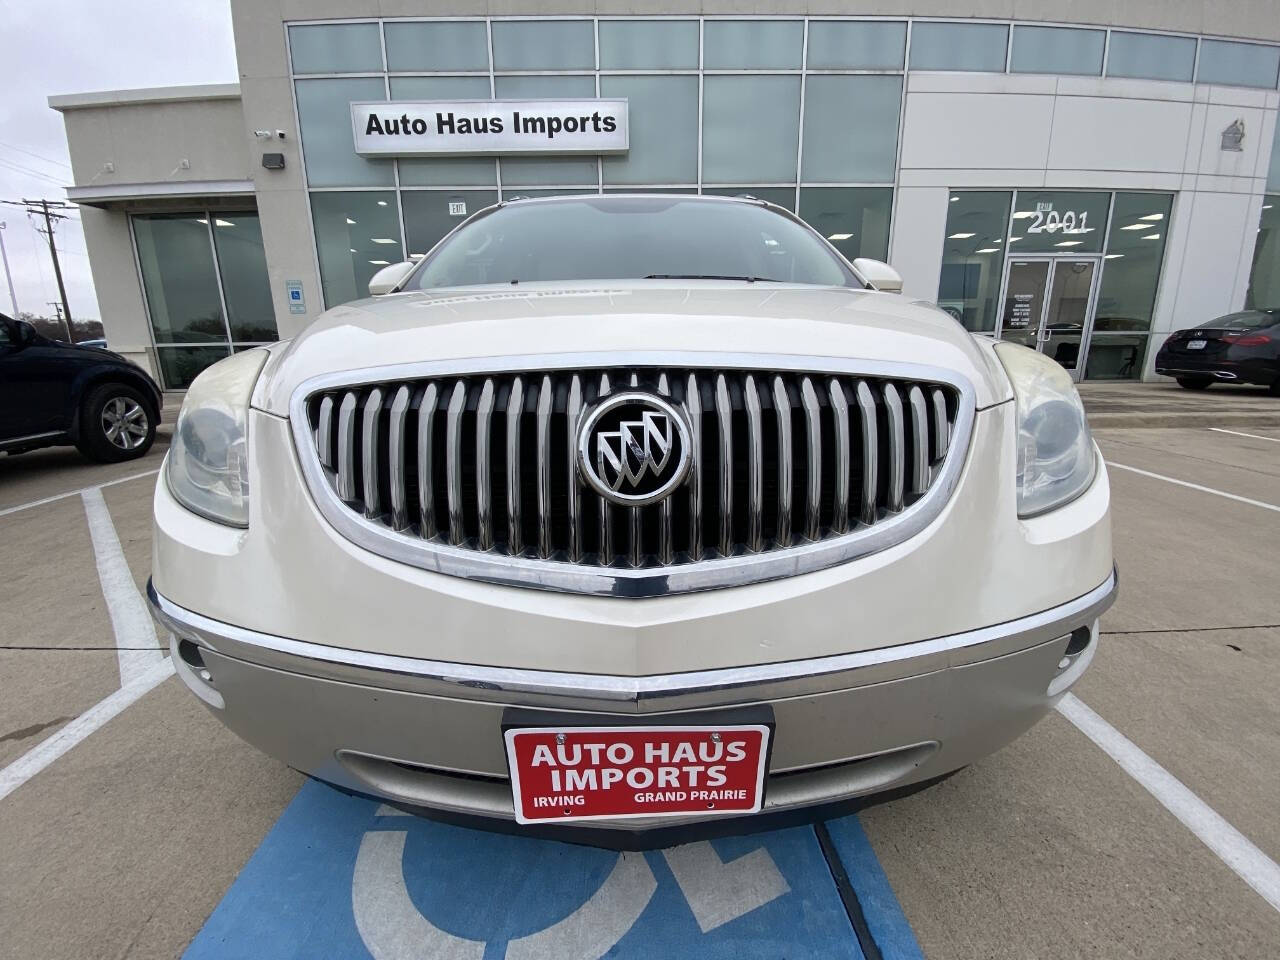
[390,76,497,187]
[1084,335,1149,381]
[491,20,594,71]
[402,190,499,258]
[801,76,901,184]
[1106,32,1196,83]
[1246,198,1280,309]
[155,346,232,390]
[384,21,489,72]
[598,20,698,70]
[134,214,228,344]
[1009,25,1104,77]
[703,20,803,70]
[908,22,1008,72]
[1008,191,1109,254]
[1094,192,1173,332]
[806,21,905,70]
[135,212,277,388]
[288,23,383,74]
[701,188,795,212]
[937,191,1012,332]
[501,189,596,202]
[601,76,698,185]
[1196,40,1280,89]
[798,188,892,262]
[311,191,403,308]
[295,78,395,188]
[211,215,278,343]
[493,76,599,186]
[702,76,801,184]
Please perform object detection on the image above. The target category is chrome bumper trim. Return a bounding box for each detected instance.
[148,570,1116,713]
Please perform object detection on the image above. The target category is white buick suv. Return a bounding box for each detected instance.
[149,194,1114,845]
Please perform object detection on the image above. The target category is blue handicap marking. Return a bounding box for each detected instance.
[186,780,920,959]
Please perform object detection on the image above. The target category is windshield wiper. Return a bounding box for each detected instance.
[643,274,776,282]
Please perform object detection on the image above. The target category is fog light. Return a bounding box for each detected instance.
[170,634,225,709]
[1048,622,1098,697]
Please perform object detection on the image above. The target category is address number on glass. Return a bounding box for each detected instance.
[1026,203,1091,236]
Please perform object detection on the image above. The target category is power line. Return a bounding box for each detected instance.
[0,141,71,170]
[0,157,65,187]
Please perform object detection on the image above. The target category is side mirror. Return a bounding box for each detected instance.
[368,260,418,296]
[13,319,37,345]
[852,258,904,294]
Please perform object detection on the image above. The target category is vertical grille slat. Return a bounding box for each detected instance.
[417,382,439,539]
[305,364,963,585]
[907,385,930,498]
[336,391,358,502]
[475,379,495,551]
[855,381,878,527]
[883,383,905,513]
[772,376,792,547]
[360,387,383,520]
[506,376,524,556]
[828,378,850,535]
[714,374,733,557]
[686,373,703,561]
[597,373,613,566]
[388,386,410,530]
[800,377,822,541]
[656,374,675,565]
[316,396,334,469]
[445,381,466,545]
[536,375,553,559]
[744,374,764,552]
[930,387,949,464]
[566,375,583,562]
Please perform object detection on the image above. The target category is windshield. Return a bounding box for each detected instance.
[408,196,858,290]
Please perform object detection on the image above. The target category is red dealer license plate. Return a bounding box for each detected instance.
[505,725,771,824]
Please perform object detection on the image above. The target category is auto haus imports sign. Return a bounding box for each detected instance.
[351,99,628,157]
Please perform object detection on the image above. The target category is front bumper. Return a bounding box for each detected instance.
[149,569,1116,843]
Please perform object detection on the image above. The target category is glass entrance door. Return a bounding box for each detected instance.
[998,257,1099,380]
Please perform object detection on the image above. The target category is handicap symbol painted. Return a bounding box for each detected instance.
[184,780,918,959]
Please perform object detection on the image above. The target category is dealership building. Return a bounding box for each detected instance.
[51,1,1280,389]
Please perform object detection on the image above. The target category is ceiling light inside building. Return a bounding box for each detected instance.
[194,218,208,224]
[1105,254,1124,259]
[214,219,234,227]
[371,238,397,244]
[1120,223,1149,230]
[975,247,999,253]
[948,232,975,239]
[377,200,388,206]
[1012,211,1035,219]
[369,259,390,265]
[950,196,959,202]
[1140,213,1164,221]
[346,217,357,225]
[1055,240,1083,247]
[1142,233,1161,240]
[827,232,853,240]
[349,248,357,253]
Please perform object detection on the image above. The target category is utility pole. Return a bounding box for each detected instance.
[0,221,18,317]
[28,198,73,341]
[0,198,75,340]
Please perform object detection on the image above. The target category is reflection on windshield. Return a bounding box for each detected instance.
[409,196,856,290]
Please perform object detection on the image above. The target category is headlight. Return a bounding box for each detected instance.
[166,349,268,527]
[994,342,1097,518]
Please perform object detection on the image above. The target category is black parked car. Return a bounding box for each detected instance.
[1154,309,1280,393]
[0,312,162,462]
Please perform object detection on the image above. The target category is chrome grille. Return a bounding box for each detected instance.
[292,356,973,597]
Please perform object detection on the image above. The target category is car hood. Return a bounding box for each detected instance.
[254,281,1013,415]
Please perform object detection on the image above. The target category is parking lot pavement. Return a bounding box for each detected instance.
[1,409,1278,959]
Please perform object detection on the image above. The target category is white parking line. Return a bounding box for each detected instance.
[0,468,160,519]
[1108,462,1280,514]
[1209,427,1280,443]
[1057,694,1280,914]
[0,657,174,803]
[82,487,165,685]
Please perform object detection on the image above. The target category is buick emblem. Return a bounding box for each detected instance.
[577,392,693,506]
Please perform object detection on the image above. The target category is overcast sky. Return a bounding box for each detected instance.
[0,0,237,324]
